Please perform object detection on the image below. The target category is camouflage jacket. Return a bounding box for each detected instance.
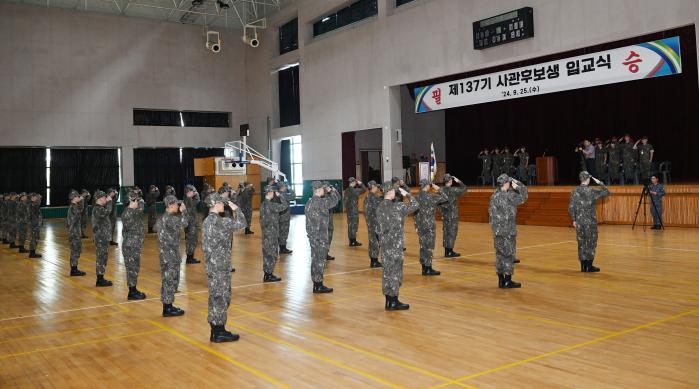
[274,188,295,216]
[261,195,289,235]
[518,152,530,167]
[364,192,381,224]
[145,189,160,205]
[91,201,113,239]
[27,201,41,227]
[489,184,528,236]
[16,200,29,226]
[202,209,246,273]
[637,143,653,163]
[414,189,448,232]
[479,154,492,171]
[121,203,145,248]
[305,191,339,239]
[66,203,82,238]
[109,196,118,221]
[238,187,255,208]
[619,141,637,163]
[183,193,200,221]
[156,210,189,251]
[502,152,514,169]
[492,154,504,170]
[568,184,609,227]
[376,195,419,250]
[439,184,468,219]
[344,184,367,215]
[607,146,621,165]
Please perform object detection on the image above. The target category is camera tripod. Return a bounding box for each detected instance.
[631,184,664,231]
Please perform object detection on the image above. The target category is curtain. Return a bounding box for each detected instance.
[0,148,47,205]
[279,140,291,180]
[279,65,300,127]
[134,148,183,197]
[49,149,119,206]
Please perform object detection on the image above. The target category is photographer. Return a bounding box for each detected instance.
[648,175,665,229]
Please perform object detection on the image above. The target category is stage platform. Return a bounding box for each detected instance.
[452,184,699,228]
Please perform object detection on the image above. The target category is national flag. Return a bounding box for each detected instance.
[430,142,437,182]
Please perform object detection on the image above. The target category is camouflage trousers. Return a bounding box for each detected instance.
[309,237,329,283]
[278,215,290,246]
[623,162,635,180]
[608,164,620,183]
[518,166,528,182]
[122,245,141,287]
[81,210,88,235]
[347,213,359,241]
[366,220,380,259]
[147,204,157,231]
[639,162,652,181]
[494,234,517,275]
[262,238,279,274]
[69,235,81,267]
[111,218,117,241]
[442,216,459,249]
[207,271,231,326]
[7,223,16,243]
[184,218,198,256]
[17,222,27,247]
[160,257,181,304]
[417,227,436,267]
[243,207,253,229]
[29,226,39,251]
[328,216,334,245]
[94,238,109,275]
[575,225,598,263]
[381,248,404,297]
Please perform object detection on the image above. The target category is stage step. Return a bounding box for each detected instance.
[449,191,573,227]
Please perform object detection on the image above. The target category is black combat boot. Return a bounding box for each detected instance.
[210,324,240,343]
[497,273,506,288]
[514,258,521,263]
[147,228,154,234]
[9,242,17,249]
[263,273,282,283]
[446,248,461,258]
[29,250,41,258]
[385,295,409,311]
[349,240,362,247]
[18,245,26,253]
[326,254,335,261]
[95,274,113,287]
[370,258,382,268]
[502,274,521,288]
[580,261,587,272]
[70,266,86,277]
[279,245,293,254]
[586,260,600,273]
[244,228,254,235]
[162,303,185,317]
[185,254,200,264]
[313,282,333,294]
[230,268,236,273]
[128,286,146,300]
[81,234,88,239]
[109,240,118,246]
[421,265,441,276]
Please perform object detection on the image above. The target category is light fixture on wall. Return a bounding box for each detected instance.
[205,29,222,53]
[242,18,266,48]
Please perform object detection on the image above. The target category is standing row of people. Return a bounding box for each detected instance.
[0,192,43,258]
[576,134,655,184]
[478,147,530,185]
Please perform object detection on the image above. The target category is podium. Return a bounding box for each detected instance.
[194,157,261,210]
[536,156,558,185]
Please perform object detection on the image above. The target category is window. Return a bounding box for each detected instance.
[396,0,415,6]
[279,65,300,127]
[45,148,51,206]
[279,18,298,55]
[313,0,378,37]
[288,136,303,196]
[133,109,230,128]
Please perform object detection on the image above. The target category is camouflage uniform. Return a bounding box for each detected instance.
[121,196,145,288]
[637,142,654,182]
[202,194,246,327]
[146,186,160,233]
[489,177,528,276]
[568,173,609,270]
[479,153,492,184]
[107,189,118,243]
[260,190,289,275]
[491,152,504,178]
[517,151,529,182]
[414,184,448,268]
[91,192,113,276]
[305,184,339,284]
[27,195,42,255]
[502,151,514,176]
[275,184,295,249]
[606,143,621,184]
[619,140,637,184]
[66,192,83,267]
[344,179,366,244]
[16,195,29,249]
[364,183,382,264]
[156,196,189,305]
[594,145,608,182]
[80,190,91,237]
[649,182,665,227]
[324,181,336,246]
[6,195,17,245]
[183,186,201,259]
[238,185,255,232]
[439,175,467,254]
[376,184,419,297]
[0,195,6,242]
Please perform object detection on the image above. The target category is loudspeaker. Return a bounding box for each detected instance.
[240,123,250,137]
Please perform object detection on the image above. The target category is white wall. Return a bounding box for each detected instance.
[0,3,249,185]
[252,0,699,181]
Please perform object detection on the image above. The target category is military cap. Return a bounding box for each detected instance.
[68,190,81,200]
[19,192,27,197]
[497,174,512,186]
[205,192,225,208]
[348,177,356,183]
[367,180,378,188]
[391,177,400,184]
[126,190,140,202]
[381,181,396,193]
[579,171,591,181]
[278,181,288,188]
[184,184,197,193]
[107,187,117,195]
[80,188,90,195]
[443,173,453,182]
[218,185,232,194]
[266,184,278,193]
[312,181,324,190]
[93,190,107,200]
[419,179,431,188]
[163,195,179,207]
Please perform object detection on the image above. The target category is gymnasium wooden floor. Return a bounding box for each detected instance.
[1,213,698,388]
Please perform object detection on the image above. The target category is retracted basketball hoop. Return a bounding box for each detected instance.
[224,134,286,180]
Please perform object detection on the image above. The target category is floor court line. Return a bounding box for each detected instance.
[0,320,142,344]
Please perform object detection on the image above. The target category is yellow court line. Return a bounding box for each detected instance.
[232,321,408,389]
[232,306,475,389]
[64,277,129,312]
[0,309,123,328]
[0,329,163,360]
[145,319,290,389]
[406,294,612,334]
[0,320,141,344]
[429,306,699,388]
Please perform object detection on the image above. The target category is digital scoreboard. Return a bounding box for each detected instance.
[473,7,534,50]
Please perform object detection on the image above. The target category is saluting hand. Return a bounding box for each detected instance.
[228,201,238,211]
[179,204,186,213]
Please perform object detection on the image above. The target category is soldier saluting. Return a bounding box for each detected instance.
[439,174,467,258]
[183,185,201,264]
[376,182,419,310]
[156,195,189,317]
[67,190,86,276]
[92,190,114,287]
[364,181,383,269]
[201,193,247,343]
[489,174,528,288]
[305,181,339,293]
[121,191,147,300]
[414,179,447,276]
[260,185,289,283]
[344,177,366,247]
[568,171,609,273]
